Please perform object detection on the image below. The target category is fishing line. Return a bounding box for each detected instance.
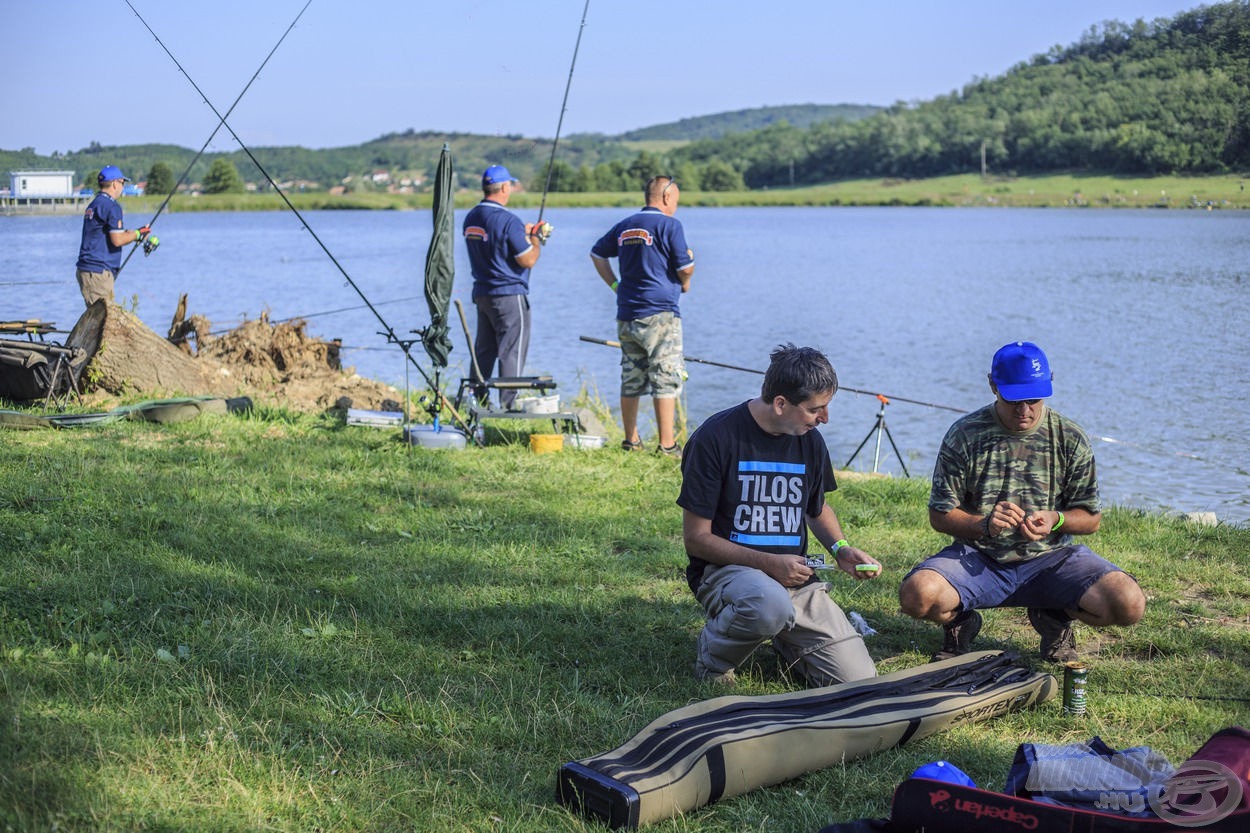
[117,0,312,278]
[536,0,591,224]
[170,295,425,344]
[578,334,965,413]
[127,1,470,432]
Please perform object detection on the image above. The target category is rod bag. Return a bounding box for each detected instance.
[556,651,1057,828]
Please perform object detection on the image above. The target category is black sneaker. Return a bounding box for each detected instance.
[620,438,644,452]
[1028,608,1078,663]
[931,609,982,661]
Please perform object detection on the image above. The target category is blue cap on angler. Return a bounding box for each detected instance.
[991,340,1053,401]
[97,165,131,184]
[482,165,517,186]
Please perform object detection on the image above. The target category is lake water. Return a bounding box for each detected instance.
[3,205,1248,524]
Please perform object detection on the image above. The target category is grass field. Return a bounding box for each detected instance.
[113,171,1250,214]
[1,405,1247,832]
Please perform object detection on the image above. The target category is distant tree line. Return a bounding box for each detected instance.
[538,151,745,193]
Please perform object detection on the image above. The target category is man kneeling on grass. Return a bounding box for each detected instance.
[898,341,1146,664]
[678,344,881,687]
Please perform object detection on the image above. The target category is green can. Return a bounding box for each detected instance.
[1062,661,1088,715]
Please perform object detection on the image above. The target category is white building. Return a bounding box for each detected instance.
[9,170,75,198]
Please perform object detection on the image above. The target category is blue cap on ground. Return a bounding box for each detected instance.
[911,760,978,788]
[991,340,1053,401]
[97,165,131,184]
[482,165,517,186]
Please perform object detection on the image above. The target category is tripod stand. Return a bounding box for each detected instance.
[844,394,910,477]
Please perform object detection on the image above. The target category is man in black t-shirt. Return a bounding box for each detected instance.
[677,344,881,686]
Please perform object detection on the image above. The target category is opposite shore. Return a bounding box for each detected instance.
[3,171,1248,215]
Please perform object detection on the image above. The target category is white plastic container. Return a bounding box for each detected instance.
[347,408,404,427]
[515,393,560,414]
[564,434,607,450]
[403,425,467,449]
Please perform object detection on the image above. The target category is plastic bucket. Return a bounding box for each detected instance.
[404,425,467,450]
[530,433,563,454]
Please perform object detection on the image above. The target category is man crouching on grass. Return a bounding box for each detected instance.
[677,344,881,687]
[898,341,1146,664]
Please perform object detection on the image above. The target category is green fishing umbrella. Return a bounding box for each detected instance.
[421,143,455,368]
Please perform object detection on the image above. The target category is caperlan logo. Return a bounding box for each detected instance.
[1031,358,1042,373]
[1148,759,1244,827]
[927,789,1039,829]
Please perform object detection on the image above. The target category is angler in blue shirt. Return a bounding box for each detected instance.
[591,175,695,457]
[75,165,152,306]
[462,165,548,409]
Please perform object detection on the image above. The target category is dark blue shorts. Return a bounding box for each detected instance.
[905,542,1124,612]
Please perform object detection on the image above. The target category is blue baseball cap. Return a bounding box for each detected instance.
[991,341,1053,401]
[482,165,517,186]
[911,760,977,788]
[98,165,131,184]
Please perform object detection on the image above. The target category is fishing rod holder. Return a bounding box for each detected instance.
[844,394,910,477]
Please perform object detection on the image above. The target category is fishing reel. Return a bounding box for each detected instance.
[142,235,160,256]
[530,221,553,245]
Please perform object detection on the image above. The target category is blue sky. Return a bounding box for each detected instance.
[4,1,1203,155]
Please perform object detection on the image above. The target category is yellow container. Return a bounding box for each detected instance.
[530,433,564,454]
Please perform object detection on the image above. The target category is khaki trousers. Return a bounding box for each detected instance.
[695,563,877,686]
[76,269,115,307]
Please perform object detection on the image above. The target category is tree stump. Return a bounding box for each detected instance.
[67,301,232,397]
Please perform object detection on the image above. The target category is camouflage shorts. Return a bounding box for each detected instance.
[617,312,684,398]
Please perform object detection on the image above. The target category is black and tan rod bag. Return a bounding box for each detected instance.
[557,651,1056,829]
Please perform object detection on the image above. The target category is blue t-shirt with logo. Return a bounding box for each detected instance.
[76,192,125,274]
[463,201,533,300]
[677,401,836,592]
[590,206,694,321]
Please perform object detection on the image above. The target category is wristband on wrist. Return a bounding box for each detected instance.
[610,280,618,292]
[831,538,850,556]
[1053,511,1065,531]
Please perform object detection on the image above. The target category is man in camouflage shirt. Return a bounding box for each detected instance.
[898,342,1145,663]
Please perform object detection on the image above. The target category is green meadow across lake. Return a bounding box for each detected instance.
[77,171,1250,214]
[1,409,1247,831]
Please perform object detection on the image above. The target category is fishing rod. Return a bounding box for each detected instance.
[536,0,591,225]
[117,0,312,277]
[578,336,1219,464]
[578,335,966,413]
[128,2,471,435]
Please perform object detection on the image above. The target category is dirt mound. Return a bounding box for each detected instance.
[182,311,401,413]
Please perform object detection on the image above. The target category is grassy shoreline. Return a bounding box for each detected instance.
[2,408,1248,832]
[110,171,1250,213]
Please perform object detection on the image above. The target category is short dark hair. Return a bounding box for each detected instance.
[761,343,838,404]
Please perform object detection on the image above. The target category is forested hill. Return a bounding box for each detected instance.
[614,104,881,142]
[670,1,1250,186]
